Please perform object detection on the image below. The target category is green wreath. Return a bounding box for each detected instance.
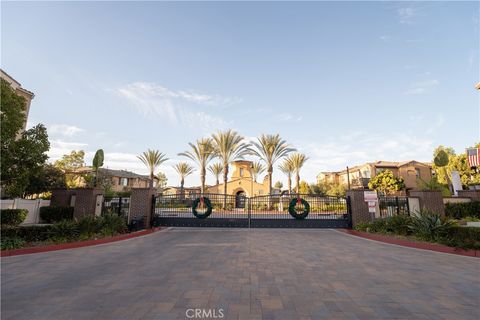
[192,197,213,219]
[288,197,310,220]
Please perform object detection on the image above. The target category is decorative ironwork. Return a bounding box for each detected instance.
[379,196,409,217]
[153,193,351,228]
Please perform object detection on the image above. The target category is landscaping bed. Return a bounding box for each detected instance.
[353,209,480,254]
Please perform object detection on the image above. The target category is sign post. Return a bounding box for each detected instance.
[364,190,379,218]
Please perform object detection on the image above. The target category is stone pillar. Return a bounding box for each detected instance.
[50,188,75,207]
[129,188,156,228]
[407,190,445,216]
[346,190,374,227]
[457,190,480,201]
[72,188,104,219]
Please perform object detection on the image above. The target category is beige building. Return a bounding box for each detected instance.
[72,167,151,192]
[165,161,275,198]
[317,160,432,192]
[0,69,35,132]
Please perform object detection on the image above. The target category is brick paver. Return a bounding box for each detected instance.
[1,228,479,319]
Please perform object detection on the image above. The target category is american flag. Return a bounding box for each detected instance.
[467,148,480,167]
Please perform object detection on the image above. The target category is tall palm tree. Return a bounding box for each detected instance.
[279,158,295,194]
[251,161,265,183]
[178,138,215,194]
[288,153,309,194]
[251,134,295,195]
[211,130,250,207]
[137,149,168,188]
[208,163,224,186]
[173,162,195,197]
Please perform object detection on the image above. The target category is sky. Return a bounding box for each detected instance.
[2,1,479,188]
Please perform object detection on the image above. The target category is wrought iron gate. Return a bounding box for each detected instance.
[152,193,351,228]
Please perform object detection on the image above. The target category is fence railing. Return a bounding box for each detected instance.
[378,196,409,218]
[154,193,349,220]
[102,197,130,220]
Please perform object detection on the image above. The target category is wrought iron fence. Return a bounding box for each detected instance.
[378,196,409,218]
[153,193,351,228]
[102,197,130,220]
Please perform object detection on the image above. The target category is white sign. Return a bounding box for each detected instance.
[451,171,463,196]
[364,191,378,202]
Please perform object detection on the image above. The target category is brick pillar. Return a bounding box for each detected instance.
[346,190,374,227]
[457,190,480,201]
[72,188,104,219]
[407,190,445,216]
[129,188,156,228]
[50,189,75,207]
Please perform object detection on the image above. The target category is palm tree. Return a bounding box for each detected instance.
[251,134,295,195]
[289,153,309,194]
[279,158,295,194]
[211,130,250,197]
[178,138,215,194]
[137,149,168,188]
[208,163,224,185]
[251,161,265,183]
[173,162,195,197]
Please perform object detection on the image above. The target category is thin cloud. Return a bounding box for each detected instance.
[398,7,416,24]
[405,79,439,95]
[114,82,235,130]
[49,124,84,137]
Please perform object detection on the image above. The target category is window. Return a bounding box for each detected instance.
[415,168,421,179]
[375,168,386,175]
[240,168,244,177]
[120,177,128,186]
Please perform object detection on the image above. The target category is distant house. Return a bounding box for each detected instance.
[317,160,432,192]
[71,167,152,192]
[1,69,35,133]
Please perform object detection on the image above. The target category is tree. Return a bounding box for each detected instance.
[208,163,223,185]
[156,171,168,190]
[298,181,311,195]
[24,164,66,197]
[274,181,283,189]
[211,130,250,208]
[0,79,26,147]
[279,158,295,194]
[54,150,87,188]
[137,149,168,188]
[2,124,50,198]
[368,170,405,195]
[251,134,295,195]
[179,138,215,194]
[251,161,265,183]
[92,149,104,187]
[289,153,309,194]
[173,162,195,196]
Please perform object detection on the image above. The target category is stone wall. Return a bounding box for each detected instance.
[457,190,480,201]
[130,188,156,227]
[346,190,374,227]
[407,190,445,216]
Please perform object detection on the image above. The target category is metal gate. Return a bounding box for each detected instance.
[152,193,351,228]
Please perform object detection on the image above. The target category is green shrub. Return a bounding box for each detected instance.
[445,201,480,219]
[17,225,53,242]
[39,206,74,223]
[48,220,79,243]
[441,226,480,249]
[77,216,101,239]
[409,210,454,241]
[354,222,371,232]
[99,214,127,236]
[385,214,412,235]
[1,237,25,250]
[1,209,28,226]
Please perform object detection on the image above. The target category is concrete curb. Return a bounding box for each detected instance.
[1,227,163,257]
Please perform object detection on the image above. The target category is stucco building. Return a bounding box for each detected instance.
[317,160,432,191]
[71,167,151,192]
[0,69,35,132]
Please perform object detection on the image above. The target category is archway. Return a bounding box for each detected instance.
[235,190,246,208]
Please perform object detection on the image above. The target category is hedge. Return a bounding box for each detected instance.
[442,226,480,249]
[1,225,53,242]
[445,201,480,219]
[39,206,74,223]
[0,209,28,226]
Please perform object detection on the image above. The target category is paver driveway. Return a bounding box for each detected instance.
[2,228,479,320]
